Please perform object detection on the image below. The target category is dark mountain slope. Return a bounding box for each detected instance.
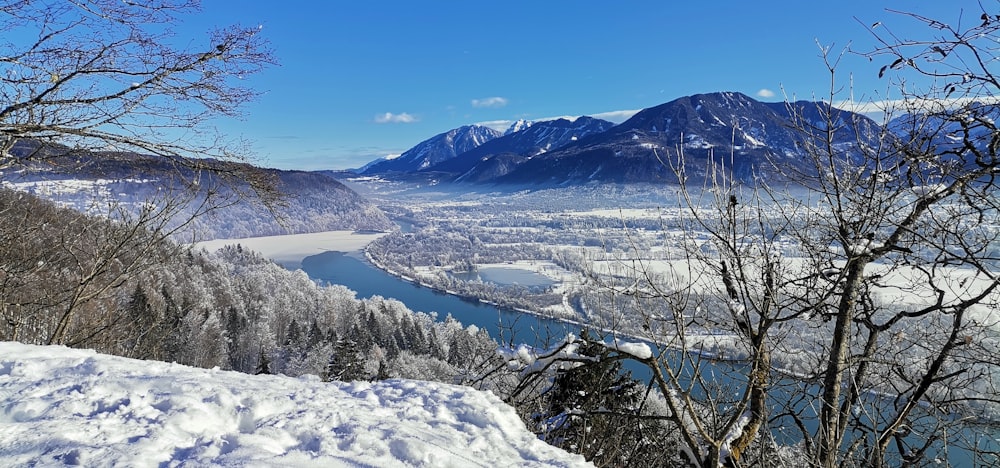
[429,116,616,183]
[361,125,501,175]
[491,92,883,186]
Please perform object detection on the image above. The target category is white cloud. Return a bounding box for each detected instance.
[476,120,516,132]
[833,96,1000,121]
[471,97,508,108]
[374,112,418,124]
[591,109,640,123]
[756,88,776,99]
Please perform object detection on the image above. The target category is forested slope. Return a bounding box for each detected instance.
[0,188,490,381]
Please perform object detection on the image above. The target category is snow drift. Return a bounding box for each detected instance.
[0,342,589,467]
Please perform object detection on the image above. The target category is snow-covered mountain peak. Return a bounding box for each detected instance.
[505,119,534,135]
[361,125,501,174]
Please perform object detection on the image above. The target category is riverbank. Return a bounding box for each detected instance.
[193,230,387,269]
[364,247,594,334]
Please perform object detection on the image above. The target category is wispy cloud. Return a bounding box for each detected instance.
[756,88,776,99]
[374,112,418,124]
[833,96,1000,120]
[474,120,515,132]
[591,109,640,123]
[471,97,508,108]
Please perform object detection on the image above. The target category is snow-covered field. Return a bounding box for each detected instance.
[195,230,387,268]
[0,342,589,467]
[590,257,1000,325]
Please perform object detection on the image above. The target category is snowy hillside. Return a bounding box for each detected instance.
[0,342,589,467]
[1,154,396,240]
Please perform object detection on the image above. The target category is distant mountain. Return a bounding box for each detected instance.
[504,119,533,135]
[356,92,884,187]
[428,116,616,183]
[488,92,883,186]
[353,154,401,174]
[361,125,501,175]
[887,102,1000,171]
[2,149,395,239]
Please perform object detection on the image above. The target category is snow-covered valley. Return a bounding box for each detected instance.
[353,180,1000,422]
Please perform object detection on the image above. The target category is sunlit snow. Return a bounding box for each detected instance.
[2,178,153,198]
[0,342,590,467]
[602,339,653,360]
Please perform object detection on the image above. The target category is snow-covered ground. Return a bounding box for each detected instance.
[194,230,387,268]
[0,342,590,467]
[2,177,154,198]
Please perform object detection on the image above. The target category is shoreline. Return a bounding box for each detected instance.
[194,229,1000,427]
[193,231,873,368]
[192,230,388,269]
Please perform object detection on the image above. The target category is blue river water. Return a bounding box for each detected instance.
[300,251,578,346]
[298,249,997,466]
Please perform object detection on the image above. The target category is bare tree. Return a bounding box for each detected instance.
[499,6,1000,468]
[1,1,272,176]
[0,1,276,346]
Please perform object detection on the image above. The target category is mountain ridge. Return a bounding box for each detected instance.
[356,92,885,186]
[3,148,395,239]
[429,116,616,184]
[360,125,501,175]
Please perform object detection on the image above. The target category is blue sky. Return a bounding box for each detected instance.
[187,1,976,170]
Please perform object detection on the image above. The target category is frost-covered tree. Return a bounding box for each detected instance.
[254,348,271,375]
[0,0,275,346]
[0,1,272,177]
[502,7,1000,467]
[530,330,676,467]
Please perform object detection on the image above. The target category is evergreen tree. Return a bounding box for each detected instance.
[306,319,324,348]
[284,319,302,347]
[365,310,383,348]
[374,359,391,381]
[254,347,271,375]
[123,285,155,359]
[447,333,473,366]
[401,315,428,354]
[535,330,673,467]
[157,286,185,362]
[224,306,247,370]
[347,322,372,351]
[326,339,365,382]
[427,328,446,361]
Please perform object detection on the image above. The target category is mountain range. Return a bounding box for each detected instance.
[427,116,617,184]
[358,91,886,187]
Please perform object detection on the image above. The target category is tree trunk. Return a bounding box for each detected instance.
[817,259,866,467]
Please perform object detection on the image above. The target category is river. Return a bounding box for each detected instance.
[300,250,578,346]
[298,248,997,466]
